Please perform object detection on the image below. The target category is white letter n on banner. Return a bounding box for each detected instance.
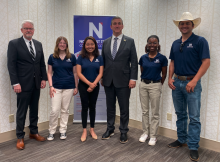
[89,22,103,39]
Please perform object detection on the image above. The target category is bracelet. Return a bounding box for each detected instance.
[49,86,53,88]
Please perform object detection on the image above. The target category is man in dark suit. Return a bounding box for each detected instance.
[7,20,47,150]
[101,16,138,143]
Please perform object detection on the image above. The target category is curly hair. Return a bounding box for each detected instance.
[145,35,161,53]
[80,36,99,58]
[53,36,71,59]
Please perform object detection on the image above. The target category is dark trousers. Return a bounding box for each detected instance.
[78,80,100,128]
[16,80,40,139]
[104,82,131,133]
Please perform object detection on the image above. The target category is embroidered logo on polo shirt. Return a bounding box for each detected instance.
[187,43,193,48]
[66,59,71,62]
[154,59,160,63]
[95,59,99,62]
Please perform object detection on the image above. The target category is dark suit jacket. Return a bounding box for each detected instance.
[102,35,138,88]
[7,36,47,92]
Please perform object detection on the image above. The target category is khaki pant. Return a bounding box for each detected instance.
[139,81,162,138]
[49,88,74,134]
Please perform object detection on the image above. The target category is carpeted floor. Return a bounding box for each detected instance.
[0,123,219,162]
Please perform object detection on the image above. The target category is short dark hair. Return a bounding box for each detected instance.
[147,35,159,43]
[145,35,161,53]
[80,36,99,59]
[111,16,123,25]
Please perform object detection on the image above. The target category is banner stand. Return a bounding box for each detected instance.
[73,15,115,123]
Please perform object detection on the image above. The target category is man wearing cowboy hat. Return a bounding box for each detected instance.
[168,12,210,161]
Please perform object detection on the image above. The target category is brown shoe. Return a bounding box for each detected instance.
[16,138,24,150]
[29,133,46,142]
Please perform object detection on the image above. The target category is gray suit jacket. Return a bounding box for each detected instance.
[102,35,138,88]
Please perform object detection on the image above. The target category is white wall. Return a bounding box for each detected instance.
[0,0,219,142]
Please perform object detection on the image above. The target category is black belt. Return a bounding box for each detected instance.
[141,79,161,84]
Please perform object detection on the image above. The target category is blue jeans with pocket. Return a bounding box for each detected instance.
[172,77,202,150]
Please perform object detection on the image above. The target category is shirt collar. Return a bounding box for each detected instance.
[23,36,32,43]
[178,32,195,43]
[144,53,161,61]
[112,33,123,40]
[145,52,159,58]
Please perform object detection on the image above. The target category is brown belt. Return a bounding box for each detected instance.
[174,74,194,81]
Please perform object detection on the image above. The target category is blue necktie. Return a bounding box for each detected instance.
[112,37,118,59]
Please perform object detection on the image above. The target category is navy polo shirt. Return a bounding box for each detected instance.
[139,53,168,81]
[48,54,76,89]
[169,33,210,76]
[77,55,104,82]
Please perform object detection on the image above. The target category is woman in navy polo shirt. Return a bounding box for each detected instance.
[47,36,78,141]
[76,36,104,142]
[138,35,168,146]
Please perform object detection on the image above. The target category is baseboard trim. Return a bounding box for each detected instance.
[115,116,220,153]
[0,114,73,143]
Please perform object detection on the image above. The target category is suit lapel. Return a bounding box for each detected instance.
[106,37,113,61]
[32,39,39,61]
[114,35,126,60]
[19,37,34,61]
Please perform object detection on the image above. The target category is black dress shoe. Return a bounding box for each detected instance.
[168,140,187,148]
[190,150,199,161]
[120,133,128,144]
[102,130,114,140]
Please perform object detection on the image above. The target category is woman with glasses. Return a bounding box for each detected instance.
[47,36,78,140]
[76,36,103,142]
[138,35,168,146]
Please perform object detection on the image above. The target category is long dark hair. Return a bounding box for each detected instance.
[80,36,99,58]
[145,35,161,53]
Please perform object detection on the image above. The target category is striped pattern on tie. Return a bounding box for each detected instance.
[112,37,118,59]
[29,41,35,61]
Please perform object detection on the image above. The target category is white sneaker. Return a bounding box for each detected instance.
[148,138,157,146]
[139,133,149,143]
[60,133,67,140]
[47,134,54,141]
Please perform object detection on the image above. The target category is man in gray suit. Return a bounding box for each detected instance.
[101,16,138,143]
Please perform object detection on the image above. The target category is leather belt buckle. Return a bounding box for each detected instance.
[178,76,186,81]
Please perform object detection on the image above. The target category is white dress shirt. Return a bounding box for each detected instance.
[23,36,36,56]
[110,33,123,54]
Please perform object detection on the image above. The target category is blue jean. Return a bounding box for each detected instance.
[172,77,202,150]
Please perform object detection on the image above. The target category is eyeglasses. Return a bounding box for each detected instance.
[180,43,184,52]
[23,28,34,31]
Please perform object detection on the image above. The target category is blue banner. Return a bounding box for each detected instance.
[73,15,114,122]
